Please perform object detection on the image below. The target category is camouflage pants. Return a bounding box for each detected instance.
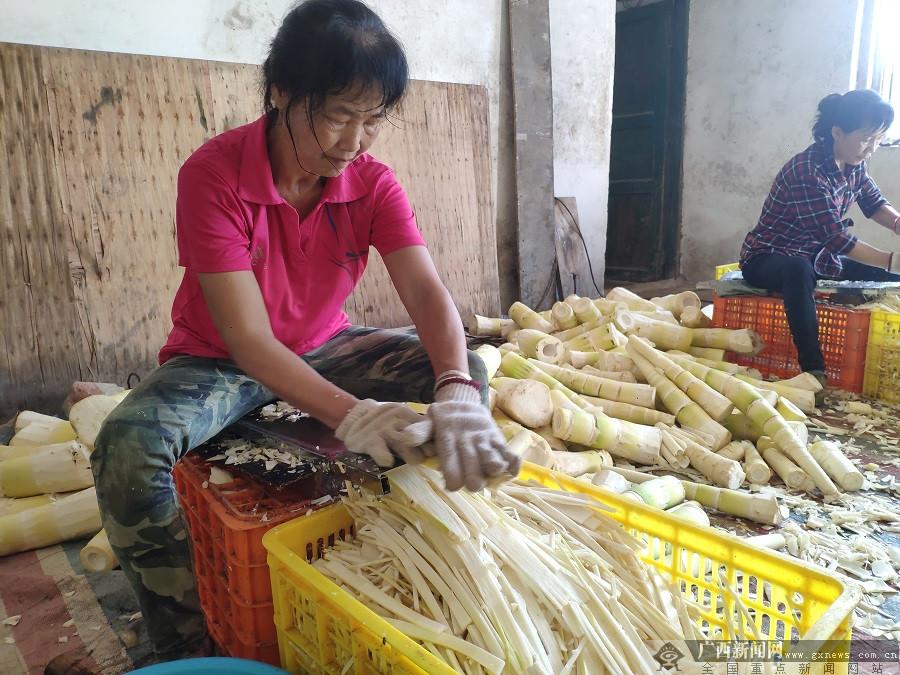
[90,326,488,659]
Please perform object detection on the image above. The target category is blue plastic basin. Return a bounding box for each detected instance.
[130,657,286,674]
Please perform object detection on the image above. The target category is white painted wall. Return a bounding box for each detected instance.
[680,0,871,280]
[551,0,616,292]
[1,0,615,304]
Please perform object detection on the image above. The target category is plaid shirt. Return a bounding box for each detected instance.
[740,142,889,278]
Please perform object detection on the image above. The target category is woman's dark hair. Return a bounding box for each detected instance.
[262,0,408,119]
[813,89,894,147]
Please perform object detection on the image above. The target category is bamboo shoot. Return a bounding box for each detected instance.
[10,419,77,448]
[691,328,764,356]
[509,302,555,332]
[469,314,515,337]
[0,441,93,498]
[0,488,101,556]
[808,441,864,491]
[516,330,565,365]
[493,378,554,429]
[474,344,502,381]
[80,529,119,572]
[606,466,782,525]
[742,443,772,484]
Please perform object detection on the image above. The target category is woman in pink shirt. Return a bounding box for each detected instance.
[86,0,518,662]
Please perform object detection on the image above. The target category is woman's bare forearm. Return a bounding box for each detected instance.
[228,333,357,428]
[871,204,900,233]
[846,239,892,269]
[408,285,470,378]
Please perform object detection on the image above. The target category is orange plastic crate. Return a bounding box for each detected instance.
[712,295,870,391]
[174,452,319,664]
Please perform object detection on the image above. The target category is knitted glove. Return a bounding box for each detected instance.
[334,399,428,467]
[399,381,521,491]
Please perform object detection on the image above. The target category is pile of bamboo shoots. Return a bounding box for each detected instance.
[0,393,127,564]
[471,289,863,520]
[315,464,709,674]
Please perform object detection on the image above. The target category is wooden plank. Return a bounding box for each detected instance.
[0,44,499,416]
[43,49,212,391]
[0,45,83,415]
[509,0,556,309]
[553,197,601,298]
[351,81,499,328]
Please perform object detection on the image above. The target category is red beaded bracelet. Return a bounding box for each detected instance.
[434,376,483,395]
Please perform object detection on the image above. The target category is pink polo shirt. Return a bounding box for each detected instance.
[159,114,425,364]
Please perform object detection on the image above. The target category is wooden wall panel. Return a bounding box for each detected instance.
[0,44,499,416]
[1,45,83,415]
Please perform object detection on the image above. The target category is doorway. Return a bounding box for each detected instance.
[606,0,688,282]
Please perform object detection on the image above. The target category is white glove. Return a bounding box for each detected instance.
[889,252,900,274]
[334,399,428,467]
[399,381,521,491]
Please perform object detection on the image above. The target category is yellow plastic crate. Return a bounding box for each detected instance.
[716,262,741,279]
[863,309,900,403]
[263,464,855,675]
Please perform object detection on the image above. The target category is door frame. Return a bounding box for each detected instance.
[661,0,689,279]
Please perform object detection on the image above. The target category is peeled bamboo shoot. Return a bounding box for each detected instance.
[723,412,763,442]
[10,419,77,448]
[0,487,101,556]
[14,411,64,432]
[808,441,864,491]
[0,493,58,516]
[551,407,661,464]
[615,310,694,352]
[493,378,554,429]
[550,450,611,477]
[469,314,515,337]
[626,337,734,421]
[679,435,745,489]
[80,529,119,572]
[691,328,764,356]
[69,395,121,450]
[650,291,700,318]
[567,350,635,373]
[666,501,710,527]
[591,469,630,493]
[686,346,726,361]
[474,344,502,381]
[680,305,711,329]
[0,445,34,462]
[579,394,676,426]
[551,301,578,330]
[508,302,555,332]
[717,441,748,461]
[606,466,782,525]
[515,330,565,364]
[571,298,602,325]
[0,441,93,498]
[742,443,772,484]
[628,351,731,449]
[531,360,656,407]
[606,287,658,312]
[757,437,814,492]
[623,475,685,509]
[579,366,636,383]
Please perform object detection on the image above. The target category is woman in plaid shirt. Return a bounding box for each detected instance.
[740,90,900,390]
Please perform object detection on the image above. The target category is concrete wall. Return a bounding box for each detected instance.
[551,0,616,294]
[680,0,872,280]
[0,0,616,307]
